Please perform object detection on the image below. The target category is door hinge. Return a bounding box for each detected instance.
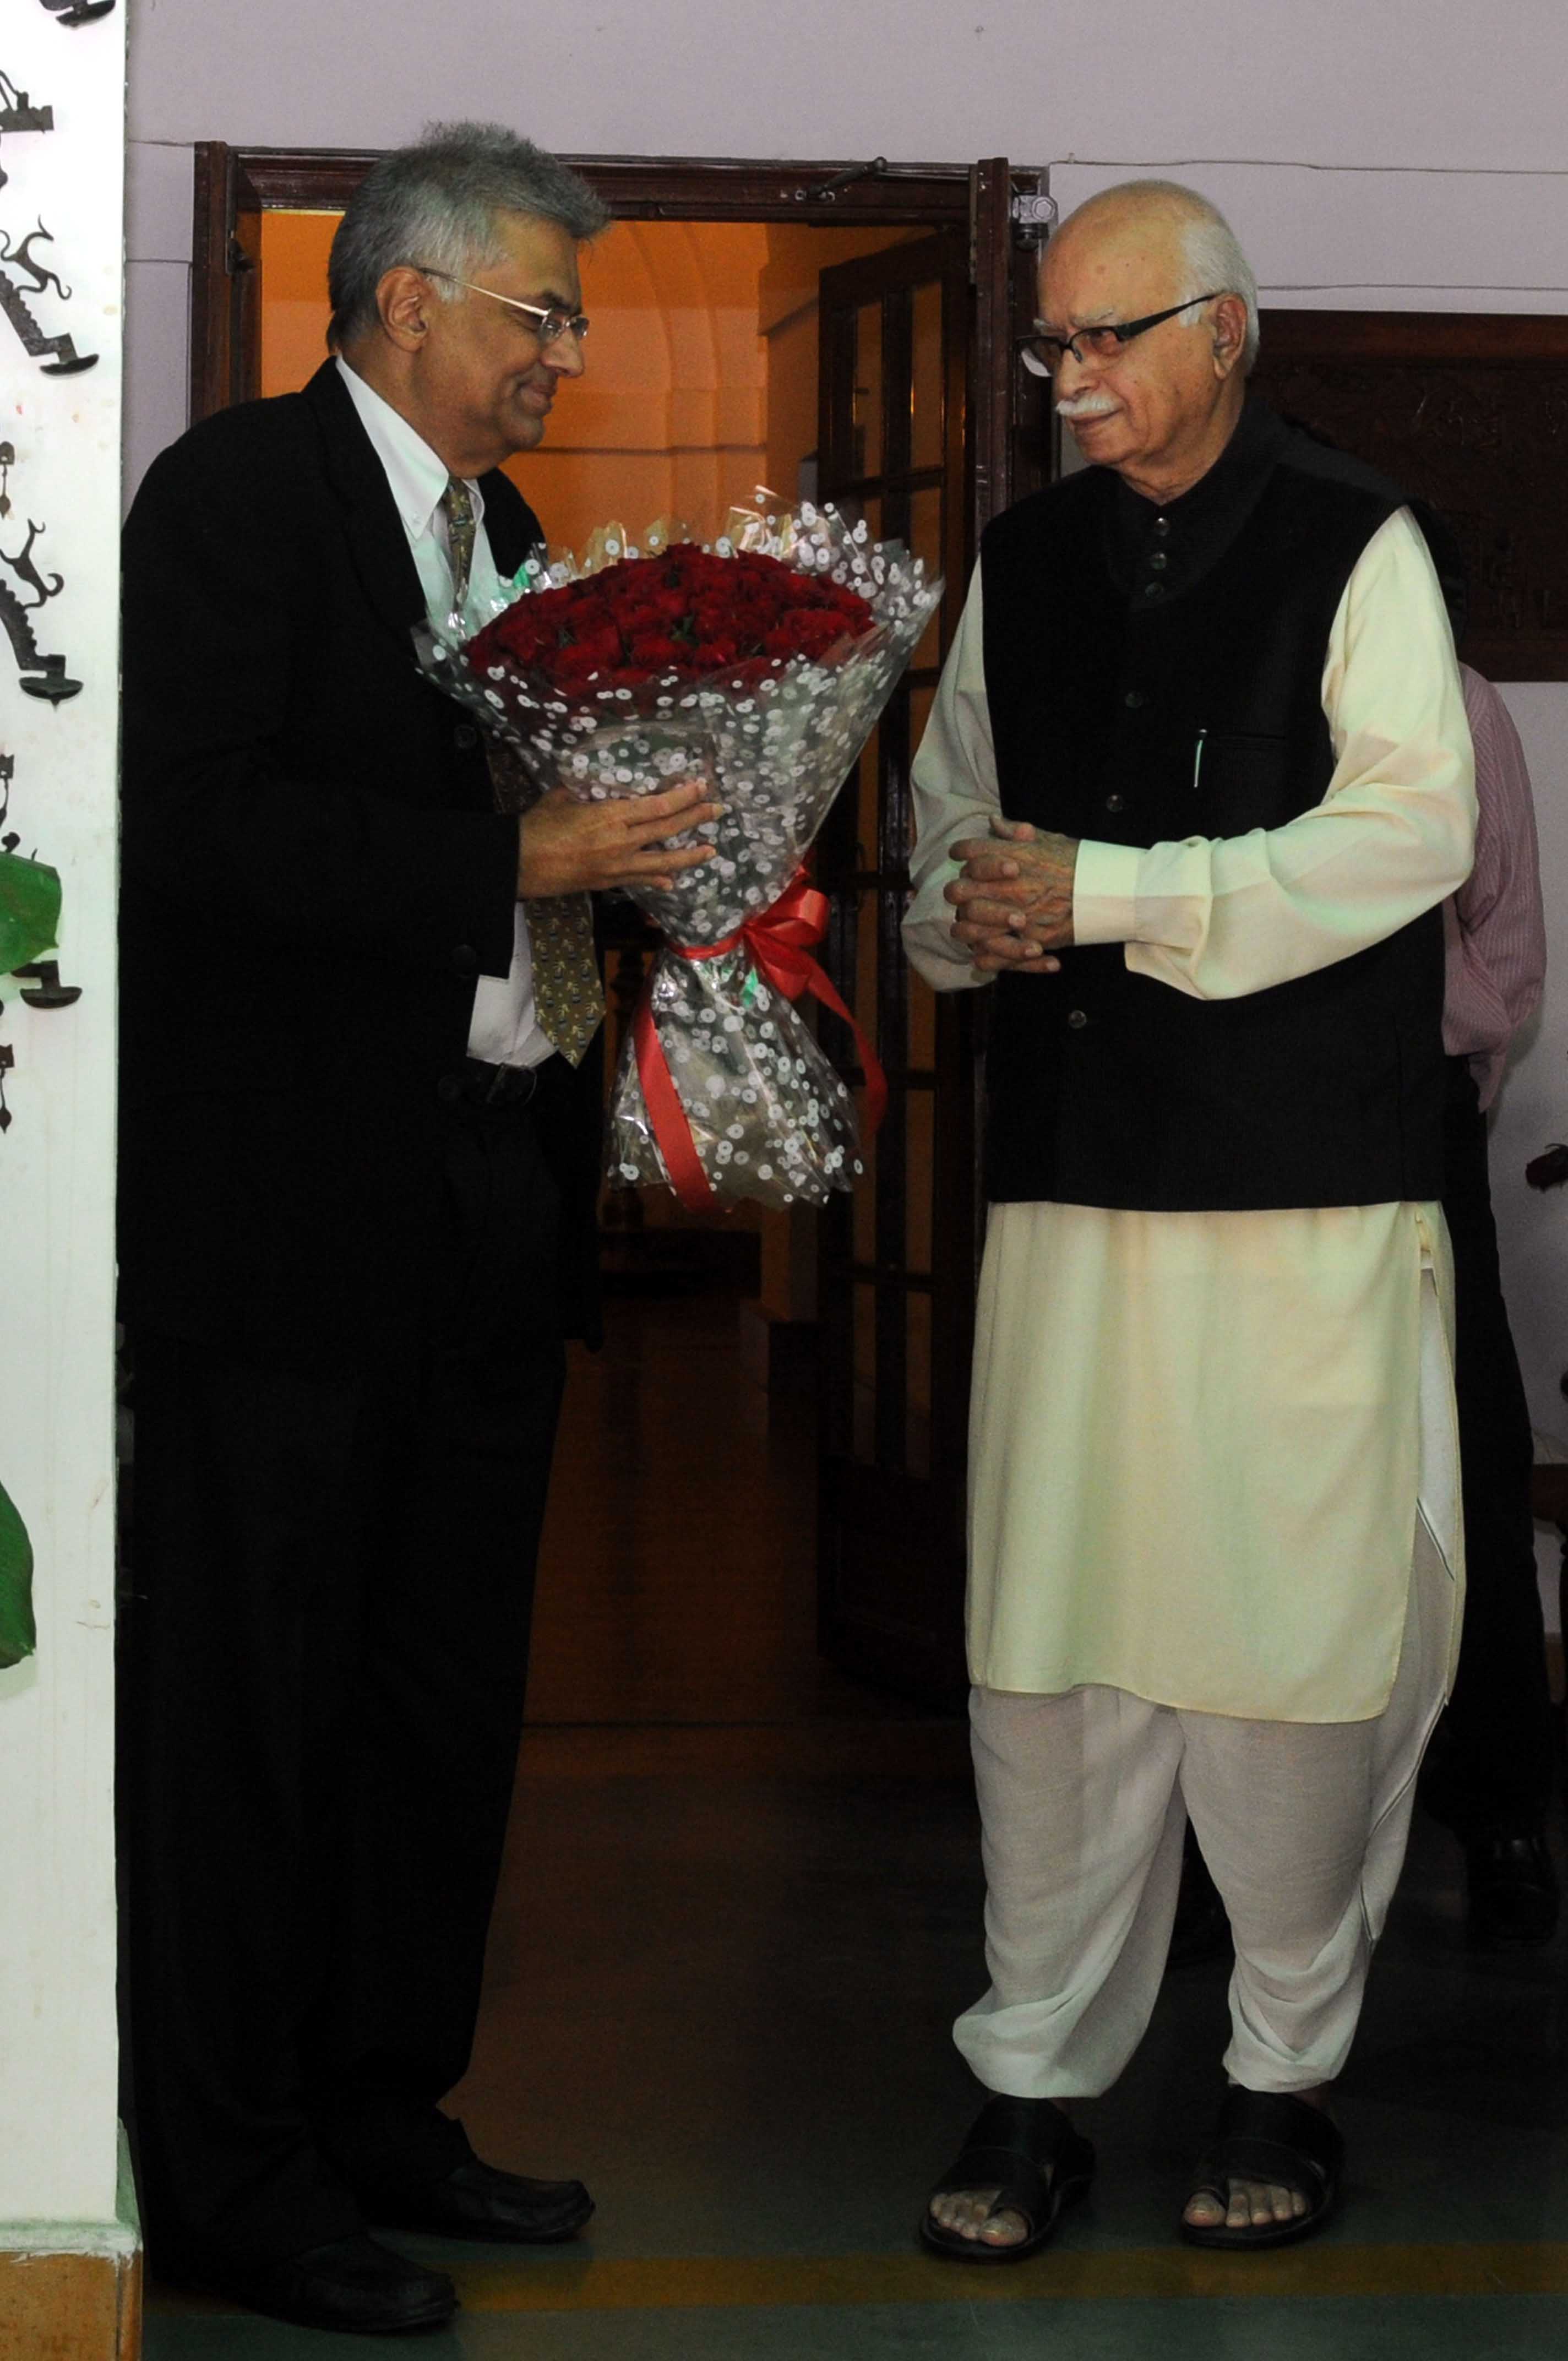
[1010,186,1057,245]
[226,234,254,275]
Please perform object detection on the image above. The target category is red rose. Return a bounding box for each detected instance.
[629,634,685,669]
[466,537,877,703]
[551,651,602,690]
[617,603,673,639]
[567,597,617,638]
[690,638,740,670]
[764,610,847,660]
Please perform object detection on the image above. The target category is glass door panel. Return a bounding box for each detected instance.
[853,301,885,478]
[815,226,973,1693]
[910,279,945,471]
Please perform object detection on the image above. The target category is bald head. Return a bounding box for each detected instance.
[1037,179,1255,503]
[1053,182,1259,369]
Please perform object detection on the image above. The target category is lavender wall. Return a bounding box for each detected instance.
[124,1,1568,497]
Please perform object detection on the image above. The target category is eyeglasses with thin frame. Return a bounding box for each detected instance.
[1019,292,1230,377]
[412,266,590,349]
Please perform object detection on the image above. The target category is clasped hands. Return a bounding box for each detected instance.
[945,817,1080,973]
[517,778,722,899]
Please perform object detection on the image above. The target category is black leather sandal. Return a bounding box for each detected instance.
[1180,2087,1343,2250]
[919,2095,1095,2264]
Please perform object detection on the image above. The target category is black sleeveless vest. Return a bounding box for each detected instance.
[979,399,1448,1212]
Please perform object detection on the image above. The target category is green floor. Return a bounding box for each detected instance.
[146,1755,1568,2358]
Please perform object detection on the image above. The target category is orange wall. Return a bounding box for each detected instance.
[258,213,772,556]
[258,210,339,395]
[258,214,921,558]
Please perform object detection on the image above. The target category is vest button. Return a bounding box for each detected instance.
[1066,1008,1089,1030]
[1123,689,1146,709]
[436,1072,464,1104]
[1105,793,1125,814]
[1143,581,1162,598]
[1148,551,1168,571]
[1153,514,1170,536]
[454,723,479,750]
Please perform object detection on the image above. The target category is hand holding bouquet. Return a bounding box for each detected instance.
[416,503,941,1209]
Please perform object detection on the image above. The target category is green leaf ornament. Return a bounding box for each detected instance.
[0,850,61,979]
[0,1477,36,1669]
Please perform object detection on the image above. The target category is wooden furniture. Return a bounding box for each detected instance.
[1253,310,1568,681]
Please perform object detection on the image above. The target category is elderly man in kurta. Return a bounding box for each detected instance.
[904,180,1475,2257]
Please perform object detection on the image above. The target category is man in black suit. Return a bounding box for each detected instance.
[119,123,717,2336]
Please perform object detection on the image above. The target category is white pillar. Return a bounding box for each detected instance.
[0,0,126,2228]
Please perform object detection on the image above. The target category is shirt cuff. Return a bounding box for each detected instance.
[1071,839,1142,946]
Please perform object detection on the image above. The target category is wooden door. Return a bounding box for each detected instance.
[178,142,1048,1705]
[814,185,1047,1701]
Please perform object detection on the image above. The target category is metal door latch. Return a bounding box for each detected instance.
[799,158,889,205]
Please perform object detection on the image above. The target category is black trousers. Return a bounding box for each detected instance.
[1431,1057,1556,1833]
[122,1086,570,2266]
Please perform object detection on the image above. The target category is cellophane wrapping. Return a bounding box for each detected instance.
[415,503,941,1208]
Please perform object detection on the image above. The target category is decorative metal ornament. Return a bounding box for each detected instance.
[13,959,80,1009]
[0,218,96,373]
[3,518,63,611]
[16,655,82,702]
[36,0,117,24]
[0,72,51,132]
[0,753,81,1140]
[0,67,53,195]
[0,504,80,701]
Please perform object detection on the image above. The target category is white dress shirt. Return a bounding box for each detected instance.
[337,357,551,1069]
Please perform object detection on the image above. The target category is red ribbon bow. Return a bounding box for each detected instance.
[633,867,889,1212]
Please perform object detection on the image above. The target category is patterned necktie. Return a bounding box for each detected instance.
[478,716,603,1071]
[440,475,477,616]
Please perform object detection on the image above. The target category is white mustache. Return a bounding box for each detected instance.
[1057,395,1118,421]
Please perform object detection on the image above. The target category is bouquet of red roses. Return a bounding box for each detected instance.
[415,503,940,1210]
[477,538,875,693]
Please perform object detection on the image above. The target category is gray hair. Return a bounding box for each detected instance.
[1066,179,1260,372]
[328,121,610,349]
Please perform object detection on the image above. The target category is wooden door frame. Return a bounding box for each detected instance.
[189,144,1048,550]
[187,141,1050,1705]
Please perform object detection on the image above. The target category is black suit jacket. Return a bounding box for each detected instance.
[119,360,604,1363]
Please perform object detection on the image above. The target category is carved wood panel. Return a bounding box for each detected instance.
[1253,311,1568,681]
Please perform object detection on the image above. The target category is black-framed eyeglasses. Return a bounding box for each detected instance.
[412,266,590,349]
[1019,292,1229,377]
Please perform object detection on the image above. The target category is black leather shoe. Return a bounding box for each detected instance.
[367,2156,594,2244]
[1466,1830,1560,1948]
[188,2233,456,2335]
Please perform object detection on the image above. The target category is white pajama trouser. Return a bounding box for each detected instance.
[954,1509,1453,2100]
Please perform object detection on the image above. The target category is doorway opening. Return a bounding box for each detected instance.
[198,148,1050,1725]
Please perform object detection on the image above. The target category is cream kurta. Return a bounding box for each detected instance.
[904,508,1477,1721]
